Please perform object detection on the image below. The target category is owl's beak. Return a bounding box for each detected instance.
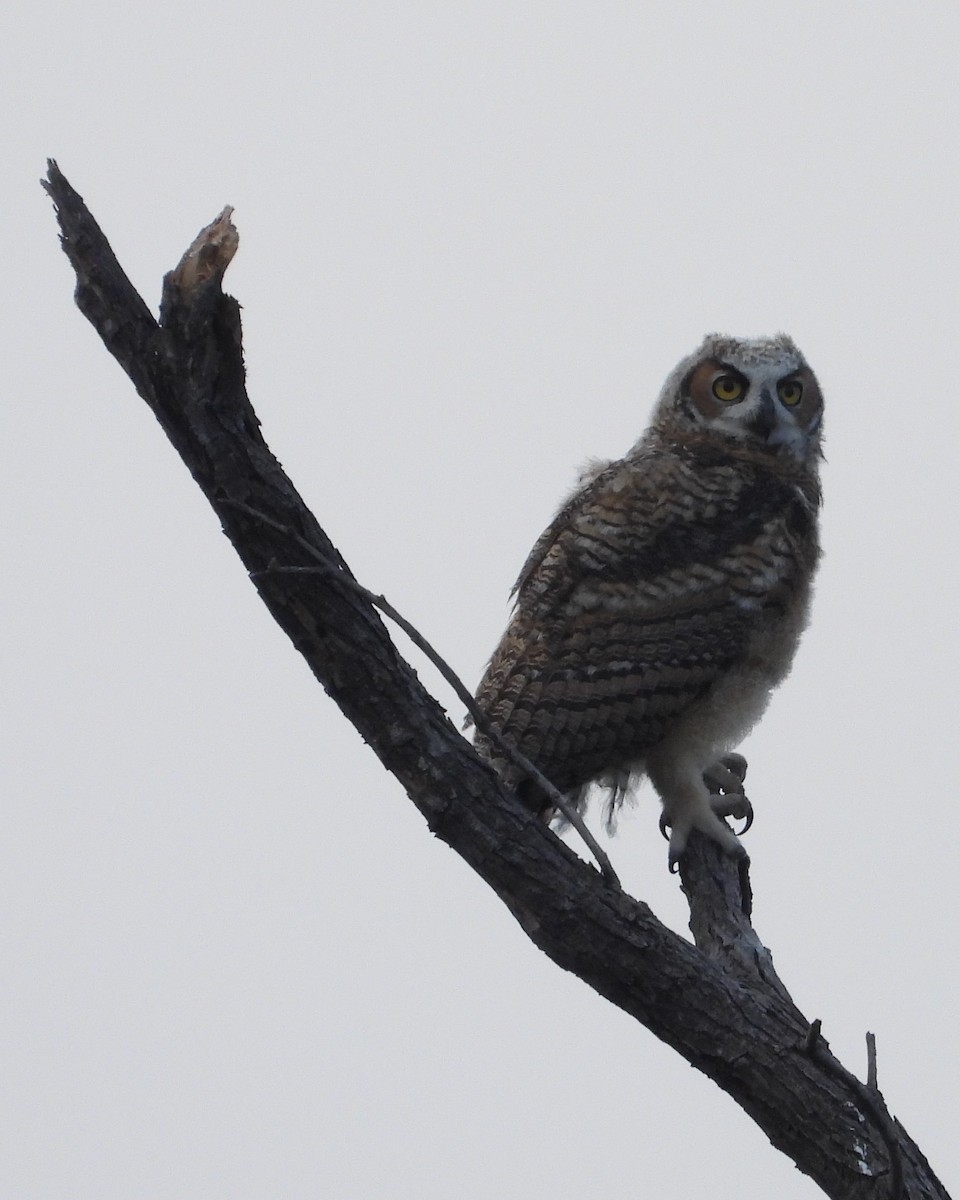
[748,390,777,441]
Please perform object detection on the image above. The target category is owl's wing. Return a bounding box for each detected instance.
[475,448,814,797]
[509,456,616,600]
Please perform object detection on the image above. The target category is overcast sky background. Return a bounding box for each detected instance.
[5,3,960,1197]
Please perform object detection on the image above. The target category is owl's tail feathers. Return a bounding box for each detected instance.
[471,727,622,890]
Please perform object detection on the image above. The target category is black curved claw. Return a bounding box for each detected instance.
[736,796,754,836]
[668,850,681,874]
[659,810,671,841]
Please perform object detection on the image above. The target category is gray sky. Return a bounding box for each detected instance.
[5,2,960,1196]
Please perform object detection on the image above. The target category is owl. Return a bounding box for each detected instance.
[473,333,823,869]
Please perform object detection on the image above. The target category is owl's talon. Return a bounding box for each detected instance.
[703,754,748,795]
[708,790,753,828]
[661,790,751,871]
[659,810,671,841]
[702,754,753,838]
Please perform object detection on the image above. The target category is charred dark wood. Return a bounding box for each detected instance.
[43,160,948,1200]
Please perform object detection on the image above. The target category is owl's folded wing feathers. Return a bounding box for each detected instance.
[475,446,816,802]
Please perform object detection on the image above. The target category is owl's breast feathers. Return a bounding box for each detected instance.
[473,439,820,803]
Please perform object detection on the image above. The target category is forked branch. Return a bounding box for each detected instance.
[43,160,947,1200]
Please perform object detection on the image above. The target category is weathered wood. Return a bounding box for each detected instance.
[43,160,948,1200]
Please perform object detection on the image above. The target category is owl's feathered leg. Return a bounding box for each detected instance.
[648,750,750,872]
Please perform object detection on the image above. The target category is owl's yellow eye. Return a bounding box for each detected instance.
[778,379,803,406]
[712,375,745,403]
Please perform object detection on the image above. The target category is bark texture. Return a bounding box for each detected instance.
[43,161,949,1200]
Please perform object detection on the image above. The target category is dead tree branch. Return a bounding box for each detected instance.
[43,160,948,1200]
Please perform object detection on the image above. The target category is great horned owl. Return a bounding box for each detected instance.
[473,333,823,868]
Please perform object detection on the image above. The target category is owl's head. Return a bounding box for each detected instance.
[651,333,823,462]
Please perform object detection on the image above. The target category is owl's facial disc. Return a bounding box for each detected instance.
[685,357,822,457]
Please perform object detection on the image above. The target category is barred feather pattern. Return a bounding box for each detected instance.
[473,333,823,854]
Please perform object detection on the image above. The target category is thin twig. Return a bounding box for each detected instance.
[866,1032,878,1091]
[802,1021,904,1199]
[802,1018,822,1054]
[223,499,622,890]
